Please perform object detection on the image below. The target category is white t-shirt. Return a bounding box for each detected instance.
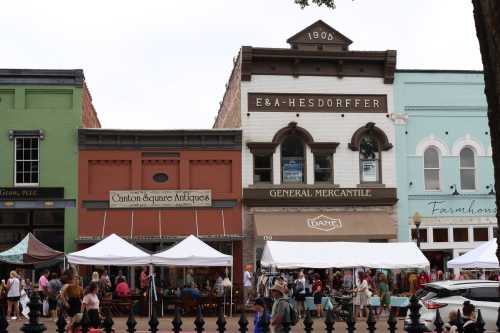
[243,271,252,287]
[7,277,20,297]
[83,293,100,310]
[295,277,306,294]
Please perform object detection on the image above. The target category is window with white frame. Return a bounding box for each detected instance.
[424,147,440,190]
[460,147,476,190]
[15,137,39,186]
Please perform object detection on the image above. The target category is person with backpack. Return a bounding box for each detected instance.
[293,271,306,318]
[270,280,298,333]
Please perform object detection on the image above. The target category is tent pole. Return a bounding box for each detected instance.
[230,241,233,317]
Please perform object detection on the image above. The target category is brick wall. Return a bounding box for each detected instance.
[213,51,242,128]
[82,82,101,128]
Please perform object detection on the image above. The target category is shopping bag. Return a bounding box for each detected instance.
[42,299,49,316]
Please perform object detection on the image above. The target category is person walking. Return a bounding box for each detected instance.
[377,273,390,316]
[462,301,477,333]
[38,269,49,300]
[253,297,271,333]
[312,273,323,317]
[293,271,306,318]
[355,271,370,319]
[6,271,21,320]
[82,282,100,329]
[243,264,253,307]
[270,280,290,333]
[47,272,62,322]
[60,270,83,332]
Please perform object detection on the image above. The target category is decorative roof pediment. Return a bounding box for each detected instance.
[286,20,353,51]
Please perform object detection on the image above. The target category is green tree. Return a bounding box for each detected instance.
[297,0,500,259]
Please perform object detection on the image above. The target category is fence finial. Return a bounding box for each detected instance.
[216,307,227,332]
[102,308,114,333]
[126,307,137,333]
[172,306,183,333]
[238,312,249,333]
[303,309,314,333]
[325,309,335,333]
[20,291,46,333]
[194,306,205,333]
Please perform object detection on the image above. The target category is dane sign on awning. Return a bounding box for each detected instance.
[109,190,211,208]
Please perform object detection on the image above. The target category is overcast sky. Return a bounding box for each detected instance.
[0,0,481,129]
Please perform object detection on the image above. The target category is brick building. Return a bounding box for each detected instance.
[77,129,243,289]
[214,20,399,267]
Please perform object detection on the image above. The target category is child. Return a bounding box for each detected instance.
[253,298,270,333]
[444,310,458,333]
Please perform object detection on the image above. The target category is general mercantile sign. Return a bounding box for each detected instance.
[243,187,397,206]
[109,190,212,208]
[248,93,387,113]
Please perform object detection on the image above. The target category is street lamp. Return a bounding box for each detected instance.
[413,212,422,248]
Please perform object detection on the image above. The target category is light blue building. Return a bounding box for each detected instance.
[394,70,496,273]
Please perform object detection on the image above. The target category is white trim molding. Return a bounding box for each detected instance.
[389,113,408,125]
[487,145,492,157]
[451,134,486,156]
[415,135,450,156]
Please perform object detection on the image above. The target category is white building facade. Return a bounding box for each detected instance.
[215,21,400,267]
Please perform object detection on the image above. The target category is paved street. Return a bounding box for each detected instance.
[5,315,407,332]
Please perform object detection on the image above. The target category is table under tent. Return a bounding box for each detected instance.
[260,240,430,313]
[152,234,234,316]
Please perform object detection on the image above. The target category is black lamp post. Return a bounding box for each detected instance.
[413,212,422,249]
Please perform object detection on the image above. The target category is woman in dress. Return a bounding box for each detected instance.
[294,271,307,318]
[355,271,369,319]
[60,270,83,333]
[377,273,390,316]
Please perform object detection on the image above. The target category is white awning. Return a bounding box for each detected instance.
[152,234,232,266]
[67,234,151,266]
[448,238,499,269]
[261,240,429,269]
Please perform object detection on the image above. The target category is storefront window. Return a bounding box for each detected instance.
[254,154,272,183]
[0,211,29,226]
[460,147,476,190]
[33,210,64,226]
[453,228,468,242]
[359,135,380,183]
[411,228,427,243]
[424,147,440,190]
[473,227,488,241]
[314,153,333,183]
[281,135,305,183]
[433,228,448,242]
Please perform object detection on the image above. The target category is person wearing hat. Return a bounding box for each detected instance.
[270,280,290,333]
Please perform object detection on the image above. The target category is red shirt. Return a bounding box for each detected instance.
[115,282,130,297]
[312,280,322,294]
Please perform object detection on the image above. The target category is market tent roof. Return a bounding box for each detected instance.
[0,233,63,265]
[448,238,499,269]
[67,233,151,266]
[152,235,232,266]
[261,240,429,269]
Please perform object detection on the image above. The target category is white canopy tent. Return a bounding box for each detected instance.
[152,234,232,266]
[448,238,499,269]
[152,234,234,316]
[261,241,430,269]
[67,233,152,266]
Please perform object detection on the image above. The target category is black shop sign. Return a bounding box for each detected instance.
[0,187,64,200]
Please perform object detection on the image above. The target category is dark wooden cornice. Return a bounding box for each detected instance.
[309,142,340,154]
[78,129,242,150]
[348,122,393,152]
[246,142,279,155]
[240,47,397,84]
[0,69,84,86]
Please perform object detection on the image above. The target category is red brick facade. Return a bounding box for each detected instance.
[82,83,101,128]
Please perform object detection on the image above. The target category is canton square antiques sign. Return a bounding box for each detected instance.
[248,93,387,113]
[306,215,342,232]
[109,190,212,208]
[243,187,397,207]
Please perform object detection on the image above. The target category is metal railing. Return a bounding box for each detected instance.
[0,291,491,333]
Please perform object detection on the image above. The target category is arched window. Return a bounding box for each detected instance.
[424,147,440,190]
[281,135,305,183]
[460,147,476,190]
[359,135,381,183]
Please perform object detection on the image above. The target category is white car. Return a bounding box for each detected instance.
[409,280,500,332]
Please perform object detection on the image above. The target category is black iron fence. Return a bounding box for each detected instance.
[0,291,493,333]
